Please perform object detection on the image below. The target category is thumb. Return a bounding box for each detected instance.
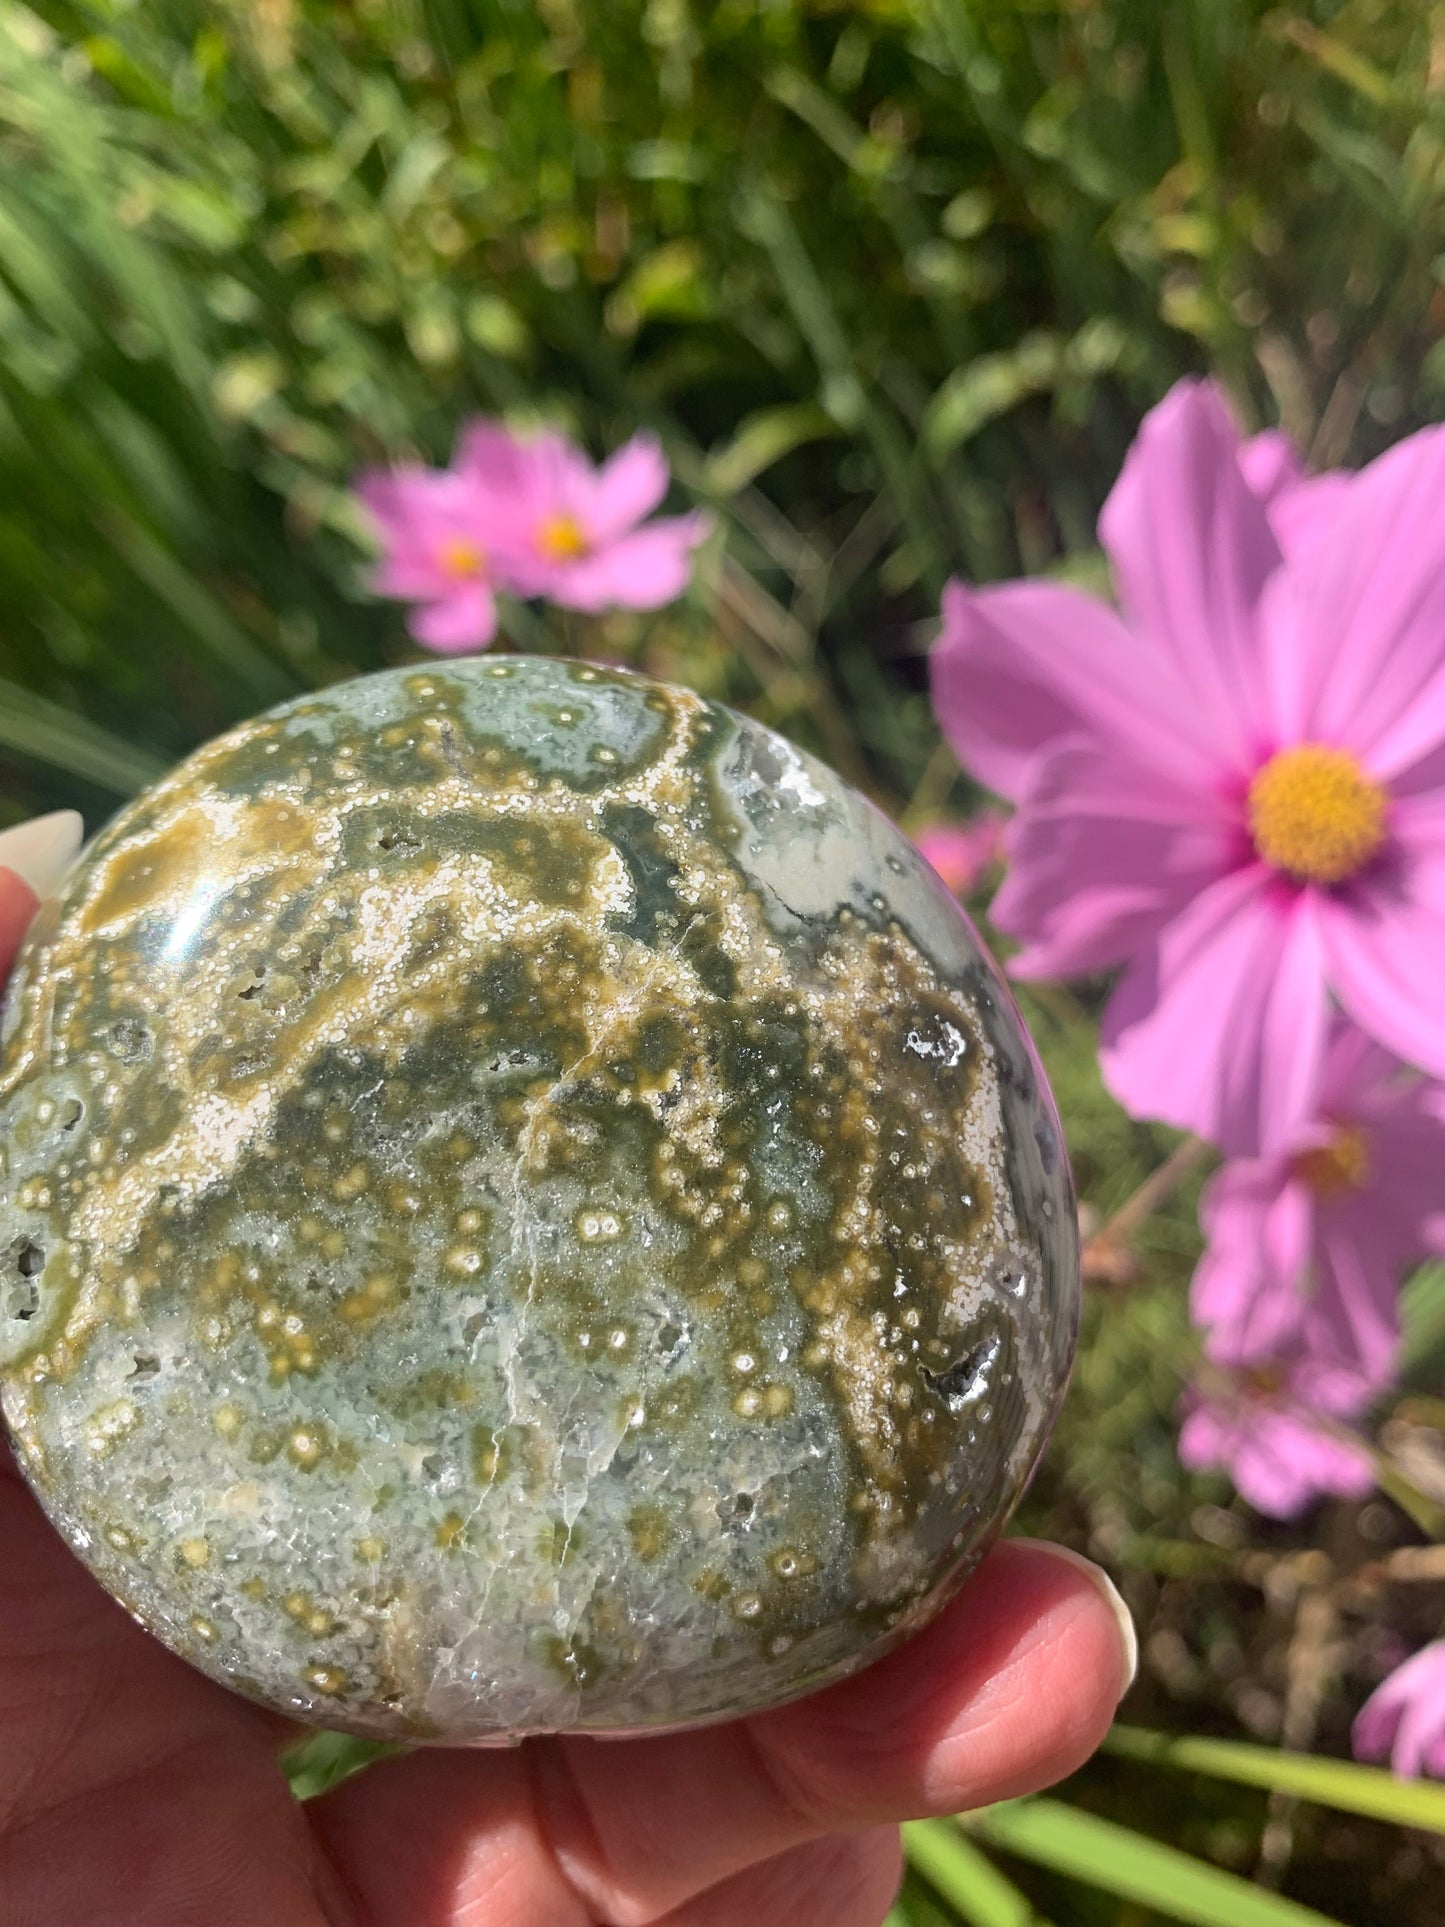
[0,810,84,973]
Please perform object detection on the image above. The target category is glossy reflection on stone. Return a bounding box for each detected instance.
[0,656,1077,1742]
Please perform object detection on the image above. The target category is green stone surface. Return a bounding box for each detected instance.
[0,656,1077,1742]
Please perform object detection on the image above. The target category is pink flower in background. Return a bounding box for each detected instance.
[1191,1025,1445,1381]
[914,810,1008,896]
[1178,1348,1378,1519]
[931,378,1445,1154]
[356,461,526,652]
[358,423,704,650]
[1353,1640,1445,1779]
[459,425,706,614]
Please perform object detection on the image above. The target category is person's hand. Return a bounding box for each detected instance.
[0,817,1136,1927]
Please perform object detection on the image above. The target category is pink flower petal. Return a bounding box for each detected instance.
[1362,1093,1445,1226]
[1239,1410,1375,1517]
[1181,1395,1373,1519]
[1355,1643,1445,1779]
[407,584,497,653]
[1177,1402,1231,1475]
[1318,866,1445,1083]
[1101,868,1330,1155]
[914,816,1007,896]
[1269,471,1352,563]
[1388,738,1445,806]
[525,430,597,522]
[370,549,453,599]
[587,433,671,542]
[1239,428,1352,561]
[1353,1670,1413,1766]
[1393,1665,1445,1779]
[550,517,705,612]
[1313,1210,1401,1384]
[995,735,1235,977]
[930,579,1224,806]
[1286,423,1445,776]
[1099,379,1281,773]
[1239,427,1304,504]
[1192,1163,1313,1365]
[454,420,529,492]
[1318,1021,1406,1114]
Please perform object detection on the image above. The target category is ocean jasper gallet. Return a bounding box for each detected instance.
[0,656,1076,1742]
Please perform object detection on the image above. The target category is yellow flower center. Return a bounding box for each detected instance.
[438,538,486,579]
[1247,745,1387,886]
[1241,1361,1289,1399]
[1290,1122,1372,1199]
[538,514,590,561]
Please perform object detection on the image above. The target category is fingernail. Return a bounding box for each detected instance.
[0,811,84,900]
[1024,1541,1138,1695]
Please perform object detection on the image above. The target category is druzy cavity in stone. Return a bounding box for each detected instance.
[0,656,1077,1742]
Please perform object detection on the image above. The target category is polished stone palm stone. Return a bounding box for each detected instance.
[0,656,1077,1742]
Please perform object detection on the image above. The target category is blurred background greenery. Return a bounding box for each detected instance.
[4,0,1445,1919]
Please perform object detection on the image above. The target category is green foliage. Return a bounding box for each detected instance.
[3,0,1444,822]
[281,1730,404,1801]
[904,1819,1055,1926]
[4,3,1445,1921]
[962,1802,1345,1927]
[1104,1727,1445,1837]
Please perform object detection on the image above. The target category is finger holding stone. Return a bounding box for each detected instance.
[530,1540,1132,1923]
[0,811,84,971]
[313,1540,1133,1927]
[651,1827,902,1927]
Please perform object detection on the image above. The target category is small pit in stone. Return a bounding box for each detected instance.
[923,1346,988,1409]
[376,827,424,855]
[58,1098,84,1132]
[5,1240,44,1321]
[238,967,266,1002]
[128,1351,161,1381]
[654,1319,689,1364]
[108,1017,152,1063]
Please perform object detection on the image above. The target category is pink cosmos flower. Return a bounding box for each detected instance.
[355,461,526,653]
[931,379,1445,1154]
[1353,1640,1445,1779]
[358,423,705,651]
[1178,1347,1378,1519]
[914,811,1008,897]
[457,424,707,614]
[1191,1025,1445,1381]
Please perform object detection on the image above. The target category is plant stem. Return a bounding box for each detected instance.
[1082,1135,1210,1275]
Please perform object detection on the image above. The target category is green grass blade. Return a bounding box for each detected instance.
[282,1730,405,1801]
[100,509,296,706]
[968,1799,1347,1927]
[0,677,168,796]
[1104,1725,1445,1836]
[905,1818,1054,1927]
[734,186,949,592]
[1401,1261,1445,1387]
[704,403,840,497]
